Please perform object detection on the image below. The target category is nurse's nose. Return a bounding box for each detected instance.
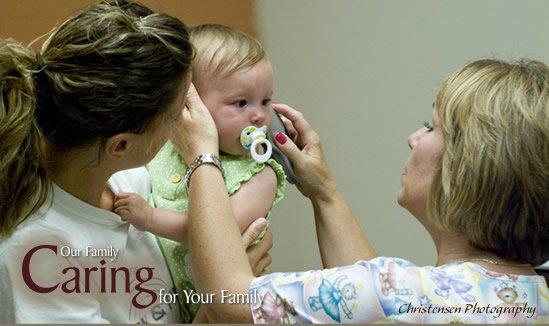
[407,127,426,149]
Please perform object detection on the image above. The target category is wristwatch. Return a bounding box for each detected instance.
[183,153,225,193]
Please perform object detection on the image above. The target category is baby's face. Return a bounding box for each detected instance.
[195,59,273,155]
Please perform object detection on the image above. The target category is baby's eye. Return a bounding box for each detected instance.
[423,121,434,132]
[262,99,272,106]
[234,100,247,108]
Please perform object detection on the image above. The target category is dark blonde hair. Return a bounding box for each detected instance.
[429,59,548,265]
[0,0,193,236]
[189,23,265,78]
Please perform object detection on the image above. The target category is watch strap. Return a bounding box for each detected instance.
[183,153,225,193]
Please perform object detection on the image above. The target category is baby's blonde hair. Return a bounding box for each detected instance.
[189,24,265,78]
[428,59,548,265]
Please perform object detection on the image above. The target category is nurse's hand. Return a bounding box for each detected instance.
[271,103,338,202]
[241,218,272,276]
[171,84,219,165]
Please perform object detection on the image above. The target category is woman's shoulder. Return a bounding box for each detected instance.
[0,209,74,262]
[424,260,547,284]
[357,257,547,289]
[0,185,121,260]
[357,257,546,280]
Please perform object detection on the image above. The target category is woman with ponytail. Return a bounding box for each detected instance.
[0,1,270,323]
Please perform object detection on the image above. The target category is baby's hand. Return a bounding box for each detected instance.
[113,192,154,231]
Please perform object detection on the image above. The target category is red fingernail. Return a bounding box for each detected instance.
[275,132,287,144]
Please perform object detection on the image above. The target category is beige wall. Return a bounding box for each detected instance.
[258,0,549,272]
[0,0,257,49]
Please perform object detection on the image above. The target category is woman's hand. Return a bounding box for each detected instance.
[272,103,338,202]
[241,218,272,276]
[171,84,219,164]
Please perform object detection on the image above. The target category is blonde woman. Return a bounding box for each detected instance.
[0,0,270,323]
[178,59,548,323]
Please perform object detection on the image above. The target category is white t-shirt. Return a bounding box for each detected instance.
[0,167,180,323]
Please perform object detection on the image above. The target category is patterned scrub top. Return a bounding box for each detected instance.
[147,141,286,322]
[249,257,549,323]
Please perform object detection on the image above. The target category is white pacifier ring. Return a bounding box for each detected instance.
[250,138,272,163]
[240,125,273,163]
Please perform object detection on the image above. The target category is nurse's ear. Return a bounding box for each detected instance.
[104,133,133,161]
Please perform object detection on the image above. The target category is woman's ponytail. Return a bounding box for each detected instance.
[0,39,50,236]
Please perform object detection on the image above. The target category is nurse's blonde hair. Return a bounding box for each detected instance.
[429,59,548,265]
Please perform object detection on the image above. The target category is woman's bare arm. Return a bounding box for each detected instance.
[187,165,255,322]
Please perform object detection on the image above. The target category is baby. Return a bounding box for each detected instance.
[114,24,286,321]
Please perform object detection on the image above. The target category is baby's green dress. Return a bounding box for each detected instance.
[146,141,286,322]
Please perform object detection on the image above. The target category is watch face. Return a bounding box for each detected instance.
[201,153,219,166]
[204,153,216,162]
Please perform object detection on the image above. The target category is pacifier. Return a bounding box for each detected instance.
[240,125,273,163]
